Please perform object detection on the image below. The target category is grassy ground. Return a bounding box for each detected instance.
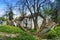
[0,25,60,40]
[0,25,36,40]
[47,25,60,40]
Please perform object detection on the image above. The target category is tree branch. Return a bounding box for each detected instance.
[26,0,33,15]
[39,0,46,9]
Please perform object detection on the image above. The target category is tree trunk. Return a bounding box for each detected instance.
[17,21,27,32]
[39,19,46,32]
[33,16,38,30]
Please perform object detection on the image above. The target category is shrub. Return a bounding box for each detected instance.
[47,26,60,39]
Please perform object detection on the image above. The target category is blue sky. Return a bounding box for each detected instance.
[0,0,55,17]
[0,0,18,17]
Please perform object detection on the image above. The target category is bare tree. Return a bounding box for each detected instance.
[25,0,47,30]
[15,0,28,31]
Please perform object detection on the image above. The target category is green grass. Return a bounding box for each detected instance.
[0,25,23,33]
[0,25,36,40]
[47,25,60,39]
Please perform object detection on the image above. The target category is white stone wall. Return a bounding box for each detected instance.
[18,17,43,29]
[38,17,43,28]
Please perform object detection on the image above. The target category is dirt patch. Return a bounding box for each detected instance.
[0,32,19,38]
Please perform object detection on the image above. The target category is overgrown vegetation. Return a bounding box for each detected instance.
[0,25,22,33]
[47,25,60,39]
[0,17,6,21]
[0,25,36,40]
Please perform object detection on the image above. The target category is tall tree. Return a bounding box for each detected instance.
[3,0,16,25]
[25,0,47,30]
[3,0,14,20]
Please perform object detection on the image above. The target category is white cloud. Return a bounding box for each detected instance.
[50,0,55,2]
[0,10,5,17]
